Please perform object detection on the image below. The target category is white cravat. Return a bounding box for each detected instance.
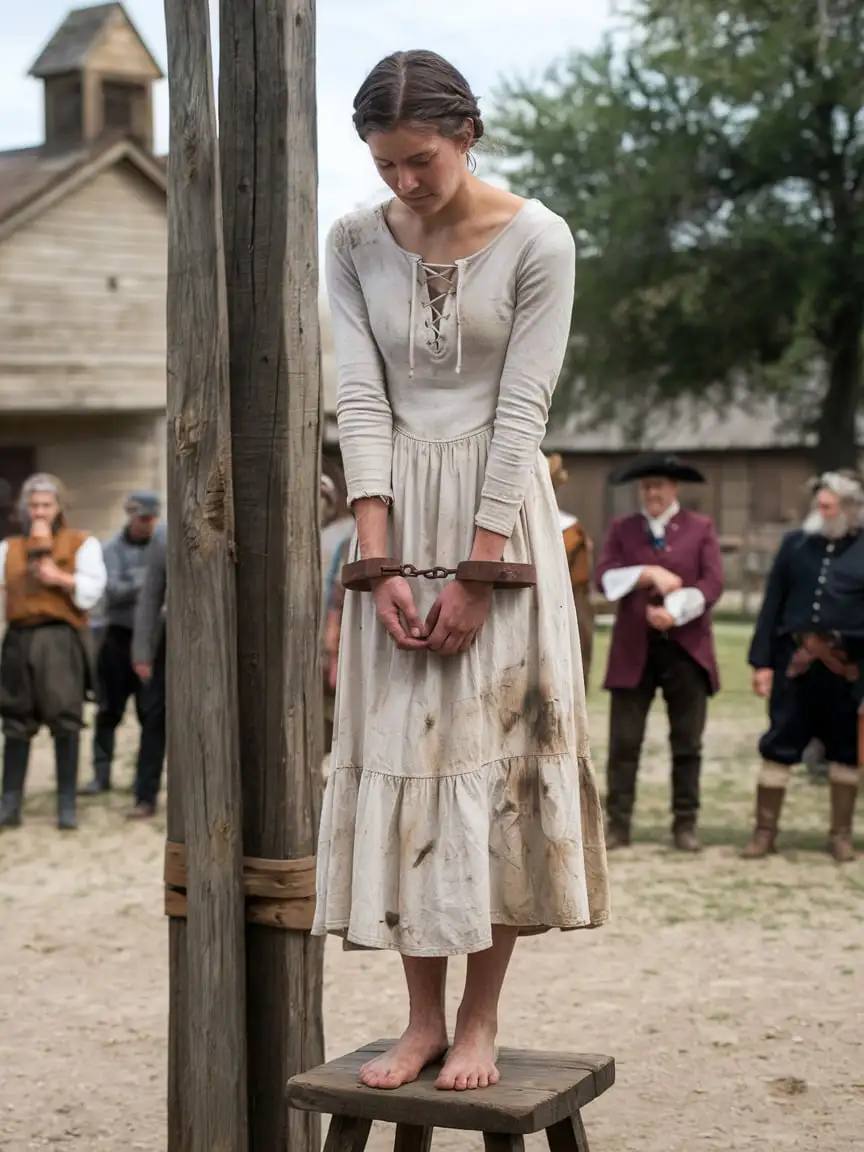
[600,502,706,626]
[644,499,680,542]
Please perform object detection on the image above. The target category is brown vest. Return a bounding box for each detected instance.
[563,521,592,591]
[4,528,90,629]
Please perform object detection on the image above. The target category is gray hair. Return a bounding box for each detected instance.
[16,473,68,532]
[18,472,67,512]
[812,471,864,504]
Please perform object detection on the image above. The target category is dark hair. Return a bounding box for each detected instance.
[353,50,484,147]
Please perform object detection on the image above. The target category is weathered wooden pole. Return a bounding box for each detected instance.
[219,1,325,1149]
[163,2,249,1149]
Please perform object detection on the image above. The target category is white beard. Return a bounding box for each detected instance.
[802,509,854,540]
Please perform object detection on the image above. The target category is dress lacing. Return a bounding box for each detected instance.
[408,259,463,378]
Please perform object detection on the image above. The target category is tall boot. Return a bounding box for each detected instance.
[0,738,30,829]
[81,720,114,795]
[54,733,80,831]
[827,768,859,863]
[740,785,786,859]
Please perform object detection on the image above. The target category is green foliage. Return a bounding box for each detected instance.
[492,0,864,462]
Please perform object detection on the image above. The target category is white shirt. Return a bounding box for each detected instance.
[0,536,107,618]
[600,501,707,627]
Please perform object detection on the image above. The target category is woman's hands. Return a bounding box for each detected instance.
[366,524,503,656]
[372,576,493,655]
[425,580,493,655]
[372,576,428,650]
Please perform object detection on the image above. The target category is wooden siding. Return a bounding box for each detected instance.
[88,15,162,80]
[0,412,165,541]
[554,449,814,550]
[0,162,166,413]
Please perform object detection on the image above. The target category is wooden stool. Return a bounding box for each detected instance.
[287,1038,615,1151]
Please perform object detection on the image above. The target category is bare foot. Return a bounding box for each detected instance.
[359,1025,448,1090]
[435,1017,499,1091]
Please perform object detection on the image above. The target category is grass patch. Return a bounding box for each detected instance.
[588,621,860,929]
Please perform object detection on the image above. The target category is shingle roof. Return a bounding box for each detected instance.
[0,147,87,226]
[543,397,864,454]
[543,398,810,453]
[0,137,166,236]
[29,4,162,79]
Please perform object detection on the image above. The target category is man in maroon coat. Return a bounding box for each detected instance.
[595,454,725,852]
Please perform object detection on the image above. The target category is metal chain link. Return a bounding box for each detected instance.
[379,563,457,581]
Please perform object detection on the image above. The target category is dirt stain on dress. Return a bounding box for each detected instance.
[413,840,436,867]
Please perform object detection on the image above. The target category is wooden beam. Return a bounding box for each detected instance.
[219,1,324,1149]
[163,2,249,1149]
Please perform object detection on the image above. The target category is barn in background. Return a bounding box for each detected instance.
[543,400,824,548]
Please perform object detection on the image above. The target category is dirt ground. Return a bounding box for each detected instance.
[1,623,863,1151]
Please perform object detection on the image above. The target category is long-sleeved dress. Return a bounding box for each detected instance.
[312,198,610,957]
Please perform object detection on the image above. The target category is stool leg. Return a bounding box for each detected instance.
[394,1123,433,1151]
[546,1113,590,1152]
[324,1115,372,1152]
[483,1136,525,1151]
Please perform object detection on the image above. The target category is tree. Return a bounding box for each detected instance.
[492,0,864,466]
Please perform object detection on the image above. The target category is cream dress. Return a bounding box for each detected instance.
[312,198,610,957]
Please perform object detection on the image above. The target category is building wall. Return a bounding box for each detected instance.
[0,162,166,413]
[0,412,164,541]
[555,449,815,550]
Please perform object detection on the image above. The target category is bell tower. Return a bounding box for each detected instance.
[28,3,163,154]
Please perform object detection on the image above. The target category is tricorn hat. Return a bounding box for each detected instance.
[609,453,705,486]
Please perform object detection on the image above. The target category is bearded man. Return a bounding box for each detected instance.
[0,474,106,830]
[743,471,864,863]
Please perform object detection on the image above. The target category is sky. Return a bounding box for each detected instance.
[0,0,616,241]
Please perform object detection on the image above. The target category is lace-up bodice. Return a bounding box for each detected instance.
[409,259,462,376]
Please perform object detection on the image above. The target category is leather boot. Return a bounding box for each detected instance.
[827,781,858,863]
[672,816,702,853]
[79,771,111,797]
[0,738,30,829]
[740,785,785,859]
[604,820,631,850]
[82,725,114,794]
[54,733,80,831]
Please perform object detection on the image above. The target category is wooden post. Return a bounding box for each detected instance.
[164,2,249,1149]
[219,1,325,1150]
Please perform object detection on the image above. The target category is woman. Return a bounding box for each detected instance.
[313,50,610,1093]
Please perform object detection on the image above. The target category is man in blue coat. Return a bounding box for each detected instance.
[81,492,160,795]
[742,471,864,862]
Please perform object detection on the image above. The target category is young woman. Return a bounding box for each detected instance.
[312,50,610,1092]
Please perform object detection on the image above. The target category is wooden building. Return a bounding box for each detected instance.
[0,3,167,540]
[542,400,824,550]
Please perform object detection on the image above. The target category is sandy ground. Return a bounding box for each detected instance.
[1,624,863,1151]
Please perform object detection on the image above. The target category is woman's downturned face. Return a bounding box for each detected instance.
[367,125,468,216]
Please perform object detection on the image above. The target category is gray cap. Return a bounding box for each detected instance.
[125,490,162,518]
